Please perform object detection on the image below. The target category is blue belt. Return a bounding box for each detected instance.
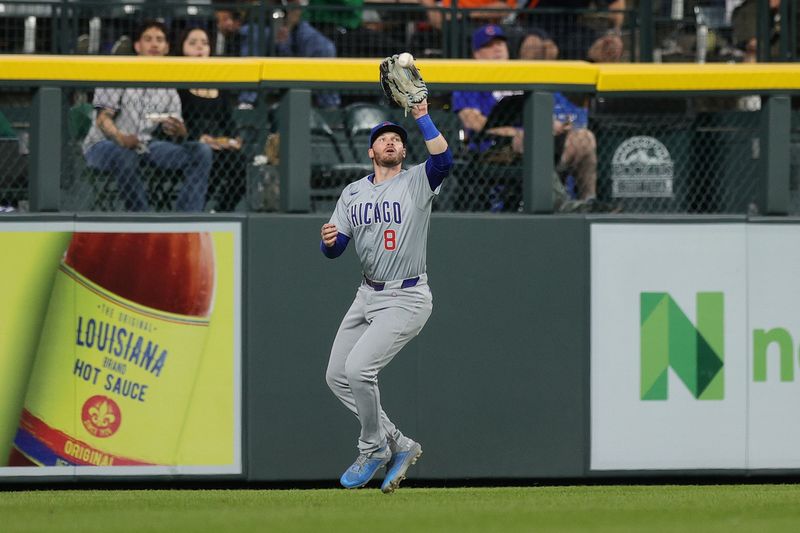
[364,276,420,291]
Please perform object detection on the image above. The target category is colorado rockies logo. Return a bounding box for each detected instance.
[611,136,674,198]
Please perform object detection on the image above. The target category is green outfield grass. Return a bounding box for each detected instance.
[2,484,799,532]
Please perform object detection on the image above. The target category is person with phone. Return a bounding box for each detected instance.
[82,20,212,212]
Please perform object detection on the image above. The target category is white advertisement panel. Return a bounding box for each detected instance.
[747,224,800,469]
[591,224,748,470]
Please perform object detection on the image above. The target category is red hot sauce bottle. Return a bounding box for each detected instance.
[9,232,214,467]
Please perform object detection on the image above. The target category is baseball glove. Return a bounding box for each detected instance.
[380,55,428,116]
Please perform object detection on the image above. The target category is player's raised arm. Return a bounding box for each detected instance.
[411,100,448,155]
[411,100,452,191]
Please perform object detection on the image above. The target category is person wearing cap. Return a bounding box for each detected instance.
[452,24,600,210]
[319,96,452,492]
[452,24,520,154]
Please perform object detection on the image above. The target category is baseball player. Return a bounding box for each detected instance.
[320,90,452,492]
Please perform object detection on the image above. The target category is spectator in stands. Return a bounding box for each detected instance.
[177,27,248,212]
[518,28,598,203]
[452,25,598,206]
[523,0,625,61]
[518,28,559,60]
[214,6,245,56]
[214,1,340,108]
[421,0,516,30]
[305,0,404,58]
[732,0,781,62]
[306,0,364,37]
[452,25,518,152]
[82,20,212,212]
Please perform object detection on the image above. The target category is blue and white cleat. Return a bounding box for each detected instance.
[340,446,391,489]
[381,440,422,494]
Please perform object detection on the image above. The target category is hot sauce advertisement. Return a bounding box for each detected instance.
[0,222,241,476]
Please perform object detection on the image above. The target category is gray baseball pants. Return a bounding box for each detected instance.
[325,277,433,455]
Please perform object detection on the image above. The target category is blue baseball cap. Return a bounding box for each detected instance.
[472,24,507,52]
[369,121,408,147]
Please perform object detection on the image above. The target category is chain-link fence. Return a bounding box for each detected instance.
[652,1,739,63]
[61,85,261,213]
[301,90,765,216]
[0,1,215,54]
[0,1,54,54]
[302,88,529,214]
[0,84,781,216]
[591,95,761,214]
[0,1,639,61]
[11,1,800,64]
[0,88,31,212]
[4,1,800,63]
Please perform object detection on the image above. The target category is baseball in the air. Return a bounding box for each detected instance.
[397,52,414,68]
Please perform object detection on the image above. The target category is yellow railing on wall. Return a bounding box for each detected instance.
[2,55,800,92]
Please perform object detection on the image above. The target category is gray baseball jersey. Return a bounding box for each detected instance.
[325,159,440,457]
[329,162,440,282]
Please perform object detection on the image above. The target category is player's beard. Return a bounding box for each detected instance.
[374,150,404,168]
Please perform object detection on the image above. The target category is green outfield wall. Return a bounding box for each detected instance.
[246,214,588,481]
[5,213,800,484]
[4,55,800,482]
[0,213,591,483]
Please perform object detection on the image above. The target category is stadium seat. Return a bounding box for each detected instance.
[344,103,391,164]
[310,108,372,210]
[311,108,346,169]
[0,139,27,208]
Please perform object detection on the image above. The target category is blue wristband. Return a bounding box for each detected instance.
[416,114,440,141]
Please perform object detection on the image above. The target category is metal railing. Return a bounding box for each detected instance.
[1,58,798,216]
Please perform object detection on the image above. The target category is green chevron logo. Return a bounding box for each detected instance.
[640,292,724,400]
